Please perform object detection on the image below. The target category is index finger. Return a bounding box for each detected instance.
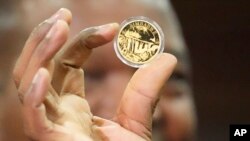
[56,23,119,68]
[52,23,119,93]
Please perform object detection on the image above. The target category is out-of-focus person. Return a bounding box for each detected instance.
[0,0,196,141]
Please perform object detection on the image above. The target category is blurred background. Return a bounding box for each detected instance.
[171,0,250,140]
[0,0,250,141]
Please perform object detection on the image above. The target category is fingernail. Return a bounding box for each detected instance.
[32,69,42,84]
[47,8,66,23]
[96,23,119,34]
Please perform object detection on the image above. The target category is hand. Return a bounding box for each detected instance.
[13,8,177,141]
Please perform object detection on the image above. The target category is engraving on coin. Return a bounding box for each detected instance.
[115,17,164,67]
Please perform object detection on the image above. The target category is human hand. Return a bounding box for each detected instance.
[13,8,177,141]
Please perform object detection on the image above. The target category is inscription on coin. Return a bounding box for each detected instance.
[115,18,164,67]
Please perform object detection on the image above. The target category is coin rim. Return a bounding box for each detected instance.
[114,16,165,68]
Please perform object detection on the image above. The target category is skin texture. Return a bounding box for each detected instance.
[1,0,196,141]
[12,8,177,141]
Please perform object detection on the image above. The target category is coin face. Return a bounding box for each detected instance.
[114,17,164,68]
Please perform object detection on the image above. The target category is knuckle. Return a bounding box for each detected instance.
[79,27,98,48]
[35,38,51,59]
[29,21,52,41]
[18,87,26,99]
[129,82,154,101]
[12,69,21,87]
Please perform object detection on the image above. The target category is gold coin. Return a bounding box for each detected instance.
[114,16,164,68]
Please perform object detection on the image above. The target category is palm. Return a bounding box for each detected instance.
[46,89,146,141]
[45,93,95,141]
[46,63,147,140]
[13,9,176,141]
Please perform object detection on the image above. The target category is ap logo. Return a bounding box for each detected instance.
[230,124,250,141]
[234,129,247,136]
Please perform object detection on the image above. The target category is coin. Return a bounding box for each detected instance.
[114,16,164,68]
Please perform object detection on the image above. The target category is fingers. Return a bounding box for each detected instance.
[22,68,92,141]
[13,8,72,87]
[18,19,69,98]
[56,23,119,68]
[52,23,119,93]
[22,68,53,139]
[114,53,177,139]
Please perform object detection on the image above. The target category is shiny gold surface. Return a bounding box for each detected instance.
[117,20,161,65]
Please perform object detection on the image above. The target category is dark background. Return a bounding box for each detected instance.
[171,0,250,140]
